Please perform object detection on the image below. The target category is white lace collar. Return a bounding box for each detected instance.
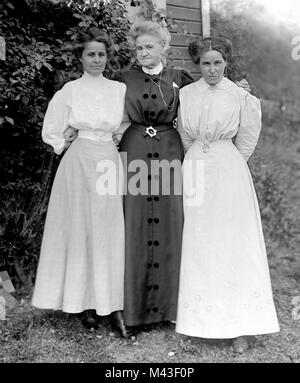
[141,62,163,75]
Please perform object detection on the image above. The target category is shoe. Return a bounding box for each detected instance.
[232,336,249,353]
[81,309,99,330]
[111,311,136,339]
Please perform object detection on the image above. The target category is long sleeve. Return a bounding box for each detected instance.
[235,92,262,161]
[110,71,130,141]
[42,83,71,155]
[112,109,131,142]
[177,106,194,152]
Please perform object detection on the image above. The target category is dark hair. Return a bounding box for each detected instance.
[188,37,232,64]
[73,27,113,58]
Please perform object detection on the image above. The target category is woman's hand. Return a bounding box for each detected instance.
[113,137,120,150]
[63,127,78,151]
[64,126,78,142]
[236,79,251,93]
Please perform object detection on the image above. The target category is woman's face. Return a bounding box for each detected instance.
[200,50,226,85]
[80,41,107,76]
[135,33,165,69]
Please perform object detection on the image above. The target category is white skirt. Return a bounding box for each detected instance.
[32,138,125,315]
[176,139,280,338]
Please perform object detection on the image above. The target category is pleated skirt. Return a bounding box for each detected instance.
[32,138,125,315]
[176,139,280,338]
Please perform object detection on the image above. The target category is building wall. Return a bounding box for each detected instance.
[166,0,202,78]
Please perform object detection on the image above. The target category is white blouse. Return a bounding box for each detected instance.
[42,71,127,154]
[178,77,262,161]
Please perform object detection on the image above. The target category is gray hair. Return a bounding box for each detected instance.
[129,20,171,52]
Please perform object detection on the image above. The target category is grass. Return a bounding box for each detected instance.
[1,109,300,363]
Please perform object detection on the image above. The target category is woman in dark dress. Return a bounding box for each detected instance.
[114,21,194,328]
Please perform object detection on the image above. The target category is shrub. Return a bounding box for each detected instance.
[249,155,297,254]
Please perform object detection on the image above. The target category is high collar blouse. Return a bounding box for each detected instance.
[141,61,163,75]
[42,71,126,154]
[178,77,262,161]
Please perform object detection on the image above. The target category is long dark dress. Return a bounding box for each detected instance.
[116,67,193,326]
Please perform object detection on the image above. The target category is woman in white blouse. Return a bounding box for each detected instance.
[31,27,131,337]
[175,37,280,353]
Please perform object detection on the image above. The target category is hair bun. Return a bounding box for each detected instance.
[188,36,232,64]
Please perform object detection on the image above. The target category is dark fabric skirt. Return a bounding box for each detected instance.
[119,124,184,326]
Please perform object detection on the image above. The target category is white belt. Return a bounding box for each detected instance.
[77,130,113,142]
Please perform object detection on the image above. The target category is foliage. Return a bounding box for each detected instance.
[249,155,296,253]
[0,0,132,141]
[210,0,300,100]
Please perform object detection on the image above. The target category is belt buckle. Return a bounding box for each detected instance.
[145,126,157,138]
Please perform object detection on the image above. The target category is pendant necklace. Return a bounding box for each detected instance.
[146,70,176,112]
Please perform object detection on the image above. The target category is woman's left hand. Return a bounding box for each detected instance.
[113,137,120,150]
[236,79,251,93]
[64,126,78,142]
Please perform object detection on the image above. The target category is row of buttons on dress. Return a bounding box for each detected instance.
[147,153,159,158]
[144,77,161,318]
[143,79,157,119]
[143,94,157,99]
[147,240,159,246]
[148,263,159,268]
[148,218,159,223]
[146,285,159,291]
[147,196,159,201]
[144,111,155,118]
[146,307,159,313]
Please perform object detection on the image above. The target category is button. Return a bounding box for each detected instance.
[152,307,158,312]
[149,111,155,117]
[154,240,159,246]
[148,240,152,246]
[148,175,151,181]
[153,285,159,290]
[154,196,159,201]
[148,263,152,268]
[152,78,159,83]
[146,308,151,313]
[143,93,149,99]
[151,94,157,99]
[147,153,153,158]
[154,152,159,158]
[147,196,152,202]
[145,78,150,83]
[148,218,153,224]
[154,218,159,224]
[153,263,159,268]
[146,286,152,291]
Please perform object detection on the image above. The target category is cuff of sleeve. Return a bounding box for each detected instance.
[54,141,66,155]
